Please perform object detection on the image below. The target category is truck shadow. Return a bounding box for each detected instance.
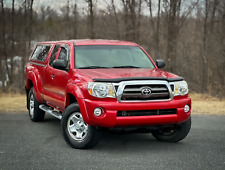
[42,115,190,152]
[95,130,188,152]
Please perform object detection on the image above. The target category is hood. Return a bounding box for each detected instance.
[76,68,182,82]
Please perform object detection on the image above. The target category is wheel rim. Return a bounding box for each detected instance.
[67,112,89,141]
[29,93,34,118]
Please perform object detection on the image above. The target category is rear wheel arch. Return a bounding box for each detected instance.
[28,87,45,122]
[26,71,43,103]
[26,79,33,110]
[26,79,33,90]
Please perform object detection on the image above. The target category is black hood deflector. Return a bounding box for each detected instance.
[93,77,184,83]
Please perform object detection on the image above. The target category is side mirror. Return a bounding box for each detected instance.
[156,59,165,68]
[52,60,68,71]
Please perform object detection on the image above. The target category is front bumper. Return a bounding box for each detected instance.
[78,97,191,128]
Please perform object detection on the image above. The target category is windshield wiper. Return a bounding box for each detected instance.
[78,65,141,69]
[77,66,108,69]
[112,66,140,68]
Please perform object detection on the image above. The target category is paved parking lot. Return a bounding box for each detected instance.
[0,113,225,170]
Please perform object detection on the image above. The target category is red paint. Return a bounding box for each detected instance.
[76,68,178,80]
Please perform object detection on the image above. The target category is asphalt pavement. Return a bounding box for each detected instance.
[0,113,225,170]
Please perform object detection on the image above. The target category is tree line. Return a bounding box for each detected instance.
[0,0,225,97]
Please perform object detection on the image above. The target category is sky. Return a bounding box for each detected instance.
[4,0,112,14]
[3,0,152,16]
[3,0,196,17]
[33,0,127,15]
[33,0,88,13]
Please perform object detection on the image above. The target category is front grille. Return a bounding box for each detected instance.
[121,84,170,101]
[117,109,177,117]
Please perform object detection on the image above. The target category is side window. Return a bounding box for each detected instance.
[58,47,67,61]
[49,45,60,67]
[30,45,51,62]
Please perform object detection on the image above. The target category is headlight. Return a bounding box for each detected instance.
[174,80,188,96]
[88,82,116,98]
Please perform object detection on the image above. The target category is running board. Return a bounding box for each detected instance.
[39,104,62,120]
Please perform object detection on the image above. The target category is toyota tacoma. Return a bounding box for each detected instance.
[25,39,191,149]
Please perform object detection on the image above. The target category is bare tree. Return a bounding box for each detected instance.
[72,3,78,39]
[1,0,9,91]
[86,0,95,38]
[9,0,15,88]
[162,0,199,73]
[0,0,5,90]
[121,0,143,42]
[146,0,161,58]
[201,0,219,93]
[20,0,34,88]
[111,0,121,39]
[28,0,34,49]
[165,0,181,73]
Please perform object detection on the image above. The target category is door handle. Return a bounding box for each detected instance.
[51,75,55,79]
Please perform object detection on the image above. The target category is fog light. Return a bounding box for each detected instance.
[94,107,103,116]
[184,105,190,113]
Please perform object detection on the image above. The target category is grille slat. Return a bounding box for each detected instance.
[124,88,141,92]
[123,93,142,96]
[151,92,170,97]
[151,87,168,91]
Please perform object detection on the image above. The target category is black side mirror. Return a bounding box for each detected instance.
[52,60,68,71]
[156,59,165,68]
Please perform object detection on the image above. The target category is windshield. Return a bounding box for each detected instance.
[75,45,155,69]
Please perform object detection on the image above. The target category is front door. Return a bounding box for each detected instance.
[43,44,70,110]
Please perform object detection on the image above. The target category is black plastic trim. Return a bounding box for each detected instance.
[93,77,184,83]
[117,109,177,117]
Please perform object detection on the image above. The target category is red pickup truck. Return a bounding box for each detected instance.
[25,39,191,149]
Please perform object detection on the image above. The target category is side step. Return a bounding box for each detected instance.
[39,104,62,120]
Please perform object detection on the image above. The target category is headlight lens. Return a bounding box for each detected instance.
[88,82,116,98]
[174,80,188,96]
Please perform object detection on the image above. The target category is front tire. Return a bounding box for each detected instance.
[28,87,45,122]
[61,104,100,149]
[151,117,191,143]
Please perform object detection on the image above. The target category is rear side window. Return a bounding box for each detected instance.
[30,45,51,62]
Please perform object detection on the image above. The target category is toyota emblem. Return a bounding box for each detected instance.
[141,87,152,96]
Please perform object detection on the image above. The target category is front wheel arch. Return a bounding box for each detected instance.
[64,91,91,125]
